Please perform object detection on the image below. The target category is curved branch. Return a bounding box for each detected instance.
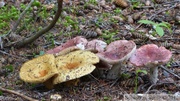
[0,87,38,101]
[6,0,63,47]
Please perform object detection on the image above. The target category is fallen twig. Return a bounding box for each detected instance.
[0,87,38,101]
[144,84,155,94]
[149,3,178,20]
[0,50,26,59]
[110,77,119,87]
[154,38,180,41]
[89,74,100,82]
[159,65,180,79]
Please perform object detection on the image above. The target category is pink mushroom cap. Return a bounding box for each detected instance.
[46,36,88,54]
[86,39,107,53]
[130,44,172,67]
[97,40,136,65]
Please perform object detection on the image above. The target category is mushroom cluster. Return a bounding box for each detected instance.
[20,36,172,88]
[20,50,99,89]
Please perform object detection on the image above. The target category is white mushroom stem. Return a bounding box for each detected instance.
[149,66,158,84]
[106,63,123,79]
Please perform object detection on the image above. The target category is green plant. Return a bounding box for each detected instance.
[103,96,111,101]
[110,17,119,23]
[2,65,14,76]
[97,96,111,101]
[134,69,147,93]
[34,51,45,58]
[0,6,20,34]
[102,12,111,18]
[32,0,41,7]
[88,0,98,5]
[129,0,144,9]
[114,8,121,14]
[0,1,47,35]
[37,6,49,19]
[101,30,119,44]
[120,73,131,79]
[3,65,14,72]
[0,91,3,96]
[63,16,79,30]
[45,33,55,47]
[138,20,171,37]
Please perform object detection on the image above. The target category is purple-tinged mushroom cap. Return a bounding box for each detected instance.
[97,40,136,65]
[129,44,172,84]
[46,36,88,54]
[86,39,107,53]
[96,40,136,79]
[130,44,172,67]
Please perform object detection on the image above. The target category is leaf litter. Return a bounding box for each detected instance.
[0,0,180,100]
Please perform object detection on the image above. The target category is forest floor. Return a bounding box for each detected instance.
[0,0,180,100]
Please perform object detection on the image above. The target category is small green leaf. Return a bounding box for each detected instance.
[120,73,131,79]
[136,69,147,74]
[103,96,111,101]
[138,20,156,25]
[157,22,169,28]
[3,65,14,72]
[39,51,45,56]
[158,22,172,33]
[155,26,164,37]
[32,0,41,7]
[0,91,3,95]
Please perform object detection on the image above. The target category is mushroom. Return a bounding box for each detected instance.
[46,36,88,54]
[19,54,58,84]
[129,44,172,84]
[54,46,81,56]
[86,39,107,53]
[97,40,136,79]
[53,50,99,84]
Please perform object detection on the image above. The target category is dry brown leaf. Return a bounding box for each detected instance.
[114,0,128,8]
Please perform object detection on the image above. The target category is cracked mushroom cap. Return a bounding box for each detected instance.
[97,40,136,65]
[53,50,99,84]
[19,54,58,83]
[46,36,88,54]
[86,39,107,53]
[130,44,172,67]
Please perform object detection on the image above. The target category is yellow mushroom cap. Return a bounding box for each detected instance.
[53,50,99,84]
[19,54,58,83]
